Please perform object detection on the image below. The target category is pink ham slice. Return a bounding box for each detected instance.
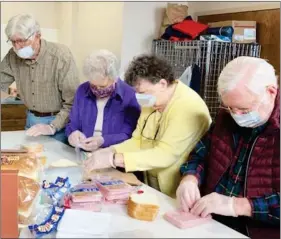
[164,210,212,229]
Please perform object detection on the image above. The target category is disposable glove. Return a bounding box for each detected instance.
[68,130,87,147]
[26,124,55,137]
[190,192,238,218]
[176,178,201,212]
[83,147,115,173]
[80,136,104,152]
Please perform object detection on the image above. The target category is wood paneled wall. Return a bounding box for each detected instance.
[198,8,280,75]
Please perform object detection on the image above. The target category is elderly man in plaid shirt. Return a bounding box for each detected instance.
[177,57,280,239]
[1,14,80,144]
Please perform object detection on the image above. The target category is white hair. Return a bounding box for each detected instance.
[218,56,277,97]
[5,14,41,39]
[83,49,119,81]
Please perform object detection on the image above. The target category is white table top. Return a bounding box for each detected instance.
[2,131,247,238]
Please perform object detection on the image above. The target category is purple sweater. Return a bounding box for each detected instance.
[65,79,141,147]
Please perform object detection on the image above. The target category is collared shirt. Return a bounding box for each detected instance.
[65,79,141,147]
[0,39,80,130]
[180,124,280,225]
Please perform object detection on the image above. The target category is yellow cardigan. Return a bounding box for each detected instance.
[113,81,212,197]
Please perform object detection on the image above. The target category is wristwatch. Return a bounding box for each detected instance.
[49,123,56,133]
[111,153,117,168]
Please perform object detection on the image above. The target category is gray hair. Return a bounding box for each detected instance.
[218,56,277,97]
[83,49,119,81]
[5,14,41,39]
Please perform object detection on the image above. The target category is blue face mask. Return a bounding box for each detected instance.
[135,93,156,107]
[231,111,264,128]
[15,45,34,59]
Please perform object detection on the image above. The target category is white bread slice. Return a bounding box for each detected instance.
[49,159,78,168]
[130,193,159,206]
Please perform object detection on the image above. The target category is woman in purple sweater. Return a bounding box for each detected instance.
[65,50,140,152]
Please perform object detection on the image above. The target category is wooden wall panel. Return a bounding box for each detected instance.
[1,104,27,131]
[198,8,280,75]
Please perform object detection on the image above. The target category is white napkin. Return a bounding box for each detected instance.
[57,209,111,236]
[56,232,109,238]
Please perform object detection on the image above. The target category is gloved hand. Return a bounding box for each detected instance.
[80,136,104,152]
[190,192,238,218]
[176,176,201,212]
[83,147,115,173]
[26,124,55,137]
[68,130,86,147]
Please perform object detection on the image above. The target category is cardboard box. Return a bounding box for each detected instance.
[208,20,257,43]
[1,169,19,238]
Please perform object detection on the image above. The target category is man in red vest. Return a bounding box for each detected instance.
[177,56,280,239]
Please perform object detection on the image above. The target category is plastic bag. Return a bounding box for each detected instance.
[41,177,71,206]
[21,143,44,155]
[18,176,41,228]
[1,150,43,182]
[28,205,65,238]
[41,166,83,187]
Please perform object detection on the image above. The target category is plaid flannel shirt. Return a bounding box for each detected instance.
[180,124,280,225]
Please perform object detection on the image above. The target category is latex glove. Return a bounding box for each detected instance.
[80,136,104,152]
[83,147,115,173]
[190,192,238,218]
[26,124,55,137]
[176,178,201,212]
[68,130,86,147]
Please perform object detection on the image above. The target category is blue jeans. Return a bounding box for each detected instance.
[25,111,68,145]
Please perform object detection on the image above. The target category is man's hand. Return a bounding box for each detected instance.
[80,136,104,152]
[68,130,87,147]
[190,192,241,218]
[26,124,55,137]
[176,175,201,212]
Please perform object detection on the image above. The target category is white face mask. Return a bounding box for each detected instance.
[14,45,34,59]
[230,111,265,128]
[229,91,272,128]
[135,93,156,107]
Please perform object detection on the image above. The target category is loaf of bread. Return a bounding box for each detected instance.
[127,192,159,221]
[18,176,40,227]
[1,151,39,181]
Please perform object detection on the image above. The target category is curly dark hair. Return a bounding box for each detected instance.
[124,54,175,86]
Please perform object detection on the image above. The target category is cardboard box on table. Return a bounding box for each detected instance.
[1,169,19,238]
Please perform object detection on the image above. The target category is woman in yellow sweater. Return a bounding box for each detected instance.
[84,54,212,197]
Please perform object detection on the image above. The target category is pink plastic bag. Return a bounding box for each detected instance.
[164,210,212,229]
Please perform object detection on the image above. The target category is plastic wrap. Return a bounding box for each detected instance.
[28,205,65,238]
[63,182,103,212]
[95,179,135,204]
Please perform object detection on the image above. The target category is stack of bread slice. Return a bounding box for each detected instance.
[127,191,159,221]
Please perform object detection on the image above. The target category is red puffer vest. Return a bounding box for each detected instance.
[202,91,280,239]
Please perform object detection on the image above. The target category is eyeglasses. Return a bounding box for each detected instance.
[7,33,34,46]
[141,110,162,141]
[219,105,251,114]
